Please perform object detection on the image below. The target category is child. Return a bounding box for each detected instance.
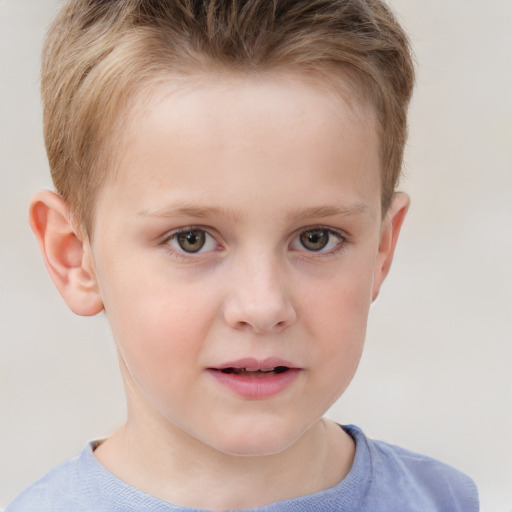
[6,0,479,510]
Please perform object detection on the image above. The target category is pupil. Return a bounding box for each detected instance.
[177,230,205,252]
[300,229,328,251]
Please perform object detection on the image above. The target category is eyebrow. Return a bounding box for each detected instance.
[138,201,369,222]
[286,204,369,221]
[138,203,244,222]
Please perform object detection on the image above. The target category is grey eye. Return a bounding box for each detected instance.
[176,230,206,253]
[299,229,330,251]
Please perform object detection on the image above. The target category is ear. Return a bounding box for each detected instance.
[372,192,410,301]
[29,190,104,316]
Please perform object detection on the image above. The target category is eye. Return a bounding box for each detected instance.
[167,228,218,254]
[291,228,344,252]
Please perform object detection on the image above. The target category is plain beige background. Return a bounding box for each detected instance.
[1,0,511,510]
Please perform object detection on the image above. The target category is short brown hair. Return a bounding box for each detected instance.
[42,0,414,234]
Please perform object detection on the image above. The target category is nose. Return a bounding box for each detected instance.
[222,254,297,334]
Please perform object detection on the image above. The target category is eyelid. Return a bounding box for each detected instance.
[289,226,348,254]
[162,226,221,256]
[159,224,348,259]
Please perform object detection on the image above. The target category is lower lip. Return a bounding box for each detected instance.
[207,368,301,400]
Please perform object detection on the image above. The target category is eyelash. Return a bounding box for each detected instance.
[290,226,347,256]
[161,226,348,259]
[162,226,220,259]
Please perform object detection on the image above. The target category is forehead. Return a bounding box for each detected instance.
[114,69,377,157]
[98,71,381,219]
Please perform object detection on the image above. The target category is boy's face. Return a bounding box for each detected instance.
[85,73,401,456]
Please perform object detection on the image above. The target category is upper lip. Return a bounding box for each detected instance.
[212,357,298,371]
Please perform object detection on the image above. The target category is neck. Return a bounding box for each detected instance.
[95,417,354,510]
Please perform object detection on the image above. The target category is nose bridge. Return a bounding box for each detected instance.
[223,246,296,333]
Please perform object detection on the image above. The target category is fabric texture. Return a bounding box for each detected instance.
[5,425,479,511]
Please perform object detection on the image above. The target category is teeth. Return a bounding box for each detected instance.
[220,366,289,375]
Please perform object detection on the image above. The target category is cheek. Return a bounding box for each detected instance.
[303,288,369,408]
[303,254,375,333]
[299,253,376,380]
[99,265,219,387]
[312,288,368,373]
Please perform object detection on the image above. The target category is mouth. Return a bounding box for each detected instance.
[218,366,290,377]
[207,358,301,399]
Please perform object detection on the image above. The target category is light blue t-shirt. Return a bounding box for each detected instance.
[5,425,478,511]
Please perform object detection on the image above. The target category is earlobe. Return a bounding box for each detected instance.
[29,190,104,316]
[372,192,410,301]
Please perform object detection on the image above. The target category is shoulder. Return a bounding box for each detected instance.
[4,442,182,512]
[5,443,98,512]
[344,425,479,512]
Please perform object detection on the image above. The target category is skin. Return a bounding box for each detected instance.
[30,72,409,510]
